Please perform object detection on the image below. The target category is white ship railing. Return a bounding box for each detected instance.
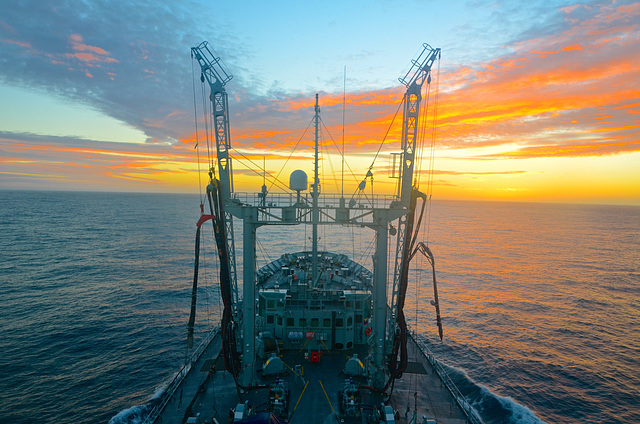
[233,192,398,209]
[411,332,485,424]
[144,326,220,424]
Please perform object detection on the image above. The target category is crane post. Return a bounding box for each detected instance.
[192,41,240,318]
[388,44,440,375]
[396,44,441,205]
[191,41,234,201]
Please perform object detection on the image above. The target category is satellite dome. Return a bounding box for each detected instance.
[289,170,308,191]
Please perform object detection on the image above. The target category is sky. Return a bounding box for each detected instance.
[0,0,639,205]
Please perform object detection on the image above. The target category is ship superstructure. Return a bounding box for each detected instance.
[145,41,481,424]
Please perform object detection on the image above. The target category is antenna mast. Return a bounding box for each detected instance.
[312,94,320,285]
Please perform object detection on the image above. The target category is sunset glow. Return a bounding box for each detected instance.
[1,1,638,204]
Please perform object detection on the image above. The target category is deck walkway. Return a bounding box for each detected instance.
[151,333,476,424]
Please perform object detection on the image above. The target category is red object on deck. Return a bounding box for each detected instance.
[310,352,320,363]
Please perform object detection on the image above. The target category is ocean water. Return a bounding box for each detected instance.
[0,191,638,423]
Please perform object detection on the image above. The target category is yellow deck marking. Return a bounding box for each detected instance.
[319,379,336,415]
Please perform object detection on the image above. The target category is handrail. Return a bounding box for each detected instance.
[144,326,220,424]
[233,192,398,209]
[410,332,485,424]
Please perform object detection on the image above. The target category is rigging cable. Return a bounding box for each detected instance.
[351,225,356,262]
[198,75,215,171]
[342,66,346,197]
[213,238,222,325]
[201,219,211,328]
[425,58,441,245]
[367,96,404,174]
[229,147,291,193]
[413,253,424,410]
[414,253,442,422]
[256,237,273,269]
[318,138,329,252]
[320,117,360,189]
[319,122,341,194]
[356,231,377,271]
[191,58,204,202]
[415,75,431,191]
[267,116,315,194]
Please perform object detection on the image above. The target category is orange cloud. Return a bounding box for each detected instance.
[430,8,640,157]
[1,38,32,49]
[65,51,118,64]
[61,34,120,71]
[69,33,109,55]
[490,140,640,159]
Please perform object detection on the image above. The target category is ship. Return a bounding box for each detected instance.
[142,41,483,424]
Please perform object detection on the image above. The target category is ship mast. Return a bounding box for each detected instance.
[311,94,320,285]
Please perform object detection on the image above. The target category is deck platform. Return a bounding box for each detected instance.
[151,332,473,424]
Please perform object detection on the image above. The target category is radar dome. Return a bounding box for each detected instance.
[289,170,308,191]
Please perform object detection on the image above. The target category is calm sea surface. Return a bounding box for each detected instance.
[0,191,638,423]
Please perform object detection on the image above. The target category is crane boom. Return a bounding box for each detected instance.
[388,44,440,377]
[398,43,441,89]
[397,43,440,204]
[191,41,234,200]
[191,41,240,320]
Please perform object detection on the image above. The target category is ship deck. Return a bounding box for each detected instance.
[151,331,471,424]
